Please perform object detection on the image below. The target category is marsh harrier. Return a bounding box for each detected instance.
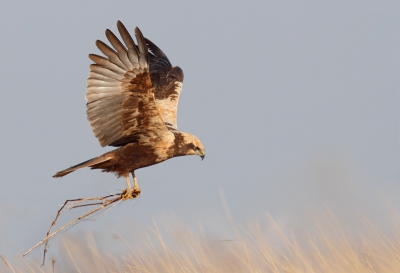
[53,21,205,200]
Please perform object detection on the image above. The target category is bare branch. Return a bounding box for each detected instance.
[22,189,140,265]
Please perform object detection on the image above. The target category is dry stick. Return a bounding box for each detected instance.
[44,194,120,253]
[42,193,122,266]
[22,193,122,260]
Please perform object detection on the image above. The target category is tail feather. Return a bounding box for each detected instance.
[53,156,111,178]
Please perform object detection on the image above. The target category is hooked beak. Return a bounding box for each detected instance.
[196,149,205,160]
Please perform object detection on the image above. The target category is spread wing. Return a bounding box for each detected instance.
[146,38,184,130]
[86,21,168,147]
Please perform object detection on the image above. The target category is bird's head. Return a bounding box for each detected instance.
[174,132,205,160]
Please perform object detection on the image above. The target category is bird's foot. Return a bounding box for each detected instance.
[121,187,133,201]
[121,187,141,200]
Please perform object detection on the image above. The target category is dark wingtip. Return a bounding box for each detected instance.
[144,38,170,61]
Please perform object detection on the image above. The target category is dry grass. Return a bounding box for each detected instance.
[3,211,400,273]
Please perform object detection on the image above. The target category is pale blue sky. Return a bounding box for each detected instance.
[1,0,400,268]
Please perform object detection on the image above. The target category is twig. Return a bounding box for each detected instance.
[22,189,140,265]
[45,193,122,265]
[24,194,120,262]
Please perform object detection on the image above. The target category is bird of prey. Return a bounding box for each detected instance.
[53,21,205,200]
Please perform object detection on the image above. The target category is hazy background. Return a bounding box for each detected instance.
[1,0,400,267]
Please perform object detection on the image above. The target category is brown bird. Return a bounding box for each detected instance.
[53,21,205,200]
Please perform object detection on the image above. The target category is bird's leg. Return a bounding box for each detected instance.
[121,174,133,200]
[131,171,141,196]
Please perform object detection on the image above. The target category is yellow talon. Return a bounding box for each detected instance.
[122,187,134,200]
[122,172,141,200]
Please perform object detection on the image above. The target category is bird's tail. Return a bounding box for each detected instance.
[53,156,111,178]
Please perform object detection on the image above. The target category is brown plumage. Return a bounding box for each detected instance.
[53,21,205,198]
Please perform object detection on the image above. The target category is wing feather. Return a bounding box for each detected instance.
[145,38,184,129]
[89,64,124,80]
[116,21,140,69]
[104,29,134,70]
[135,28,148,70]
[86,22,167,147]
[88,71,116,82]
[105,29,127,56]
[87,86,124,93]
[87,78,120,87]
[86,96,125,109]
[95,40,127,70]
[88,54,126,75]
[87,107,122,121]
